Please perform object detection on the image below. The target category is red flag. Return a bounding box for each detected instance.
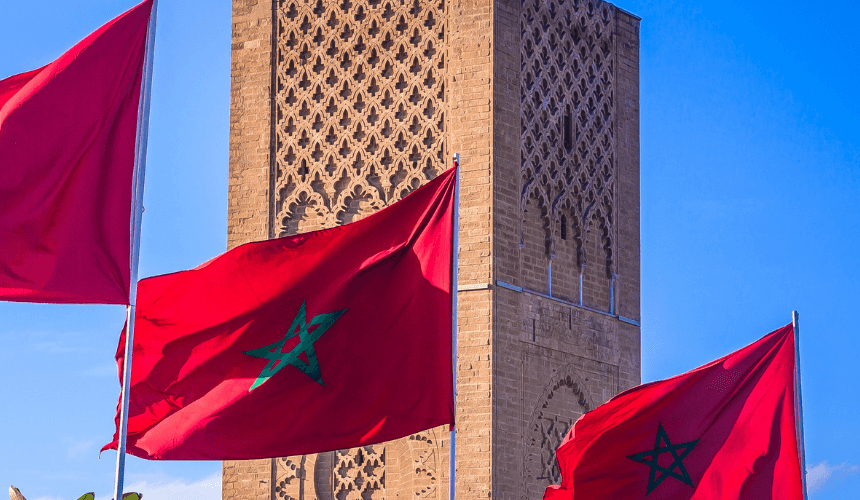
[0,0,154,304]
[101,167,457,460]
[544,325,803,500]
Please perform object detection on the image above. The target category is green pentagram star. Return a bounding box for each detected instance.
[627,423,699,496]
[244,301,346,391]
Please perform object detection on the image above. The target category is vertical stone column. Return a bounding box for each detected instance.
[447,0,495,497]
[224,0,275,497]
[489,0,519,498]
[227,0,274,252]
[492,2,640,500]
[614,9,640,326]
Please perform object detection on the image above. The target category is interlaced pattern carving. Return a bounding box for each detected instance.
[520,0,616,276]
[535,414,572,483]
[274,0,447,235]
[334,446,386,500]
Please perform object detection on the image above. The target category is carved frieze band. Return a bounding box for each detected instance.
[274,447,386,500]
[273,432,441,500]
[273,0,447,236]
[520,0,617,277]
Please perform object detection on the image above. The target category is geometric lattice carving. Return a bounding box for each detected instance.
[525,367,592,497]
[274,0,446,236]
[334,446,385,500]
[520,0,616,276]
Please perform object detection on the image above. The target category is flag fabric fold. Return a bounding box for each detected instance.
[0,0,154,304]
[544,324,803,500]
[102,167,457,460]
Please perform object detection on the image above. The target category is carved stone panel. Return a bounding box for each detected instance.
[273,0,447,236]
[520,0,616,276]
[333,446,386,500]
[521,348,618,500]
[525,367,591,488]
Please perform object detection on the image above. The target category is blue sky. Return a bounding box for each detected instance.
[0,0,858,499]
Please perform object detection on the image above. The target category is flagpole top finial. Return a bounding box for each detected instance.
[452,153,460,167]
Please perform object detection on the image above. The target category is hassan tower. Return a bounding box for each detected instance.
[222,0,640,498]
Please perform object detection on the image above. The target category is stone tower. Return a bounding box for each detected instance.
[223,0,640,498]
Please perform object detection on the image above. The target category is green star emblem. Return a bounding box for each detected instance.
[627,423,699,496]
[244,301,346,391]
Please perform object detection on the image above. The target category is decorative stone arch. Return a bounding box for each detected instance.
[523,365,596,499]
[581,205,613,278]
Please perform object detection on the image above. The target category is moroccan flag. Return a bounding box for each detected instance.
[544,324,804,500]
[0,0,154,304]
[101,167,457,460]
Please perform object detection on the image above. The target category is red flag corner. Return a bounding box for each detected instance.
[545,324,803,500]
[0,0,155,304]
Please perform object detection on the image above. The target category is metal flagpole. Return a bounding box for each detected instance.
[450,153,460,500]
[114,2,158,499]
[792,311,809,500]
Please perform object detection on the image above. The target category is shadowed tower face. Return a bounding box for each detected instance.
[223,0,640,498]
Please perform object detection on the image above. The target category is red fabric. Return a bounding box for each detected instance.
[544,325,803,500]
[0,0,153,304]
[102,167,457,460]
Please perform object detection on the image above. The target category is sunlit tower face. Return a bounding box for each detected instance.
[224,0,639,499]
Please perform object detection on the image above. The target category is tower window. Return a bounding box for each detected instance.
[563,107,573,151]
[298,159,309,181]
[561,214,568,240]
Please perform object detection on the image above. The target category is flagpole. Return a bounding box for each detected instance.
[114,2,158,499]
[792,310,808,500]
[450,153,460,500]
